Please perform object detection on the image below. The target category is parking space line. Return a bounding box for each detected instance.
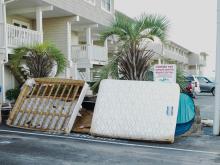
[0,129,219,155]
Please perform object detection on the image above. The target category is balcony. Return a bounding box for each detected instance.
[7,24,42,48]
[72,44,108,67]
[199,59,206,66]
[163,49,188,64]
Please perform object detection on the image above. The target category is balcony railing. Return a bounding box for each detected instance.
[199,59,206,66]
[7,24,42,48]
[163,49,188,64]
[147,43,188,64]
[72,44,108,65]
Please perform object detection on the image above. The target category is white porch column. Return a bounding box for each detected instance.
[36,7,43,43]
[104,39,108,62]
[0,0,6,45]
[86,68,91,82]
[0,63,5,103]
[86,27,92,45]
[104,39,108,50]
[196,64,198,74]
[214,0,220,135]
[66,21,72,78]
[158,58,161,64]
[0,0,7,103]
[0,0,7,54]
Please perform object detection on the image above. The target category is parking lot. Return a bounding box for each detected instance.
[194,93,215,120]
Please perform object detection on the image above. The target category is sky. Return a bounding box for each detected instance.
[115,0,217,76]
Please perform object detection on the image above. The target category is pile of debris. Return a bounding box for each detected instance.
[73,108,93,134]
[1,79,201,144]
[0,103,13,124]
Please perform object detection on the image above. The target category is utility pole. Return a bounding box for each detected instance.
[213,0,220,135]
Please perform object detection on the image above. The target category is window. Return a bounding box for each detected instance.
[186,76,194,82]
[102,0,111,12]
[84,0,95,5]
[12,19,30,29]
[197,77,211,83]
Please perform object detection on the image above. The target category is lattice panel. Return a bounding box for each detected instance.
[7,78,88,134]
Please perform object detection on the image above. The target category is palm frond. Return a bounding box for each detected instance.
[136,14,169,42]
[91,56,119,93]
[101,13,135,42]
[93,13,170,92]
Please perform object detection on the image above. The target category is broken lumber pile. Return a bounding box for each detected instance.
[72,108,93,134]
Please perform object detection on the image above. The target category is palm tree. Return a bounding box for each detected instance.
[8,43,67,84]
[91,13,169,92]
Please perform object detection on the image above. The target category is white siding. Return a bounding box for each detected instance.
[4,66,15,92]
[43,16,77,78]
[43,17,71,55]
[71,32,79,45]
[42,0,114,26]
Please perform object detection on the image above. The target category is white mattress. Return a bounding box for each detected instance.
[90,80,180,143]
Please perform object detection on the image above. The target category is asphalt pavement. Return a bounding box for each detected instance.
[0,130,220,165]
[194,93,215,120]
[0,93,218,165]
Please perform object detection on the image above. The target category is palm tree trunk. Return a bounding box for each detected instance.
[119,48,154,81]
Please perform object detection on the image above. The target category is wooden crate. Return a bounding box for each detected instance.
[7,78,88,134]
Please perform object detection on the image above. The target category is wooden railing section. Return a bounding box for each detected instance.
[7,24,42,48]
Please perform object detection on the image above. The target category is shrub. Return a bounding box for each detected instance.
[9,43,67,85]
[176,67,187,92]
[6,88,20,101]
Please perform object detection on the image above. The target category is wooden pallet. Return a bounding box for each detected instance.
[7,78,88,134]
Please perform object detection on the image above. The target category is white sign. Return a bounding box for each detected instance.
[154,64,176,83]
